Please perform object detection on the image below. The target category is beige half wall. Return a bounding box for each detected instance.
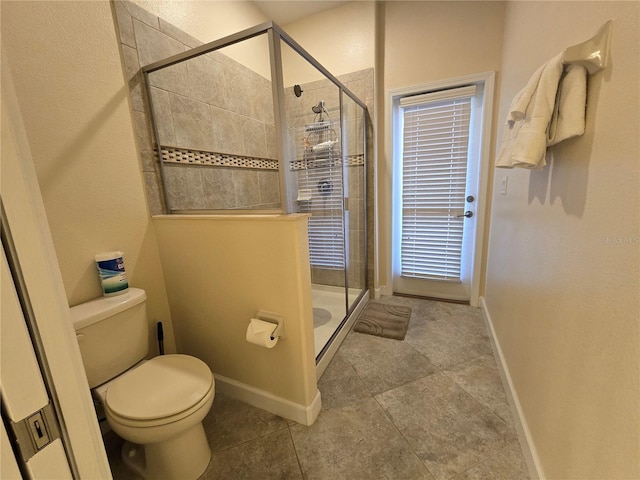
[153,214,320,425]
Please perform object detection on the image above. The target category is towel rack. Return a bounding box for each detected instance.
[562,20,613,74]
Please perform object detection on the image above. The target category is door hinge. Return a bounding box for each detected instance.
[9,403,61,461]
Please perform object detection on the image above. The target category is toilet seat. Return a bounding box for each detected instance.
[106,384,214,429]
[105,354,214,425]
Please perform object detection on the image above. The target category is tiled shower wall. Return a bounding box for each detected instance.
[113,0,280,213]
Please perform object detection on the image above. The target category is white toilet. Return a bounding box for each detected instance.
[70,288,214,480]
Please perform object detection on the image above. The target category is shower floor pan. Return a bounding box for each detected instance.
[312,284,362,357]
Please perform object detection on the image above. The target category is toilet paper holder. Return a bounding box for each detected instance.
[256,310,285,340]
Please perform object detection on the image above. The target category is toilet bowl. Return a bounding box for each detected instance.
[95,355,214,480]
[70,288,215,480]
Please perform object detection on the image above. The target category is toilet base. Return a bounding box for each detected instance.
[121,441,146,477]
[121,423,211,480]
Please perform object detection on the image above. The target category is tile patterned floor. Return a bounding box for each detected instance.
[104,296,530,480]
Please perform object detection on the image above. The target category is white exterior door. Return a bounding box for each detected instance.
[389,73,495,305]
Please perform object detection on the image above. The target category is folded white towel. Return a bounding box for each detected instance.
[508,62,547,122]
[547,64,587,146]
[496,54,564,169]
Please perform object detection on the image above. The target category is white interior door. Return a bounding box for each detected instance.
[1,421,22,480]
[390,74,494,304]
[1,246,73,479]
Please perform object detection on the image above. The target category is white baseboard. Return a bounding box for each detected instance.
[375,285,393,299]
[480,297,545,480]
[213,373,322,426]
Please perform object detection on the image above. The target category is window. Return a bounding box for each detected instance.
[399,86,476,282]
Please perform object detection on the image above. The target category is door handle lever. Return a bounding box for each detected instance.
[457,211,473,218]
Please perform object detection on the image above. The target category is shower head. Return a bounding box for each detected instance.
[312,100,328,115]
[311,104,322,114]
[294,84,303,97]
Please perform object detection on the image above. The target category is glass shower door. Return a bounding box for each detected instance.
[279,40,348,357]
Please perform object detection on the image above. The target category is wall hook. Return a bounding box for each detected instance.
[562,20,613,74]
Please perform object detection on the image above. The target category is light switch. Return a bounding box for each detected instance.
[500,176,508,195]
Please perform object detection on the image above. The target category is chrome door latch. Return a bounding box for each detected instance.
[8,403,60,461]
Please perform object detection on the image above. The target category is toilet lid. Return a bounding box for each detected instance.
[105,354,213,421]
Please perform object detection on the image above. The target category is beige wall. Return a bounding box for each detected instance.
[131,0,267,42]
[377,1,506,294]
[485,2,640,479]
[2,60,113,479]
[281,1,376,85]
[153,215,318,418]
[127,1,376,85]
[1,1,176,353]
[131,0,271,78]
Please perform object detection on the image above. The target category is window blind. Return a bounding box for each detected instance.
[299,163,344,269]
[400,86,475,281]
[297,122,345,270]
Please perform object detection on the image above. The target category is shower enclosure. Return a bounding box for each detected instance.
[140,22,369,370]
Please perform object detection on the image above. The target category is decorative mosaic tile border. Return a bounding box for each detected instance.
[159,146,364,172]
[290,153,365,171]
[159,146,279,170]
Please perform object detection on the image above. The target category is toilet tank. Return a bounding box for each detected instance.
[70,288,148,388]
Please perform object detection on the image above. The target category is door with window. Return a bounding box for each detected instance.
[391,75,493,304]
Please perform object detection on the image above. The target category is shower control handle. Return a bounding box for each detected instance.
[457,211,473,218]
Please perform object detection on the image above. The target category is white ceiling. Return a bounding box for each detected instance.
[252,1,349,25]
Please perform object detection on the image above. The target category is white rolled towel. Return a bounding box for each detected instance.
[311,140,336,152]
[547,63,587,146]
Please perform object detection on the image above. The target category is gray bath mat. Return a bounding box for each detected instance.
[353,302,412,340]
